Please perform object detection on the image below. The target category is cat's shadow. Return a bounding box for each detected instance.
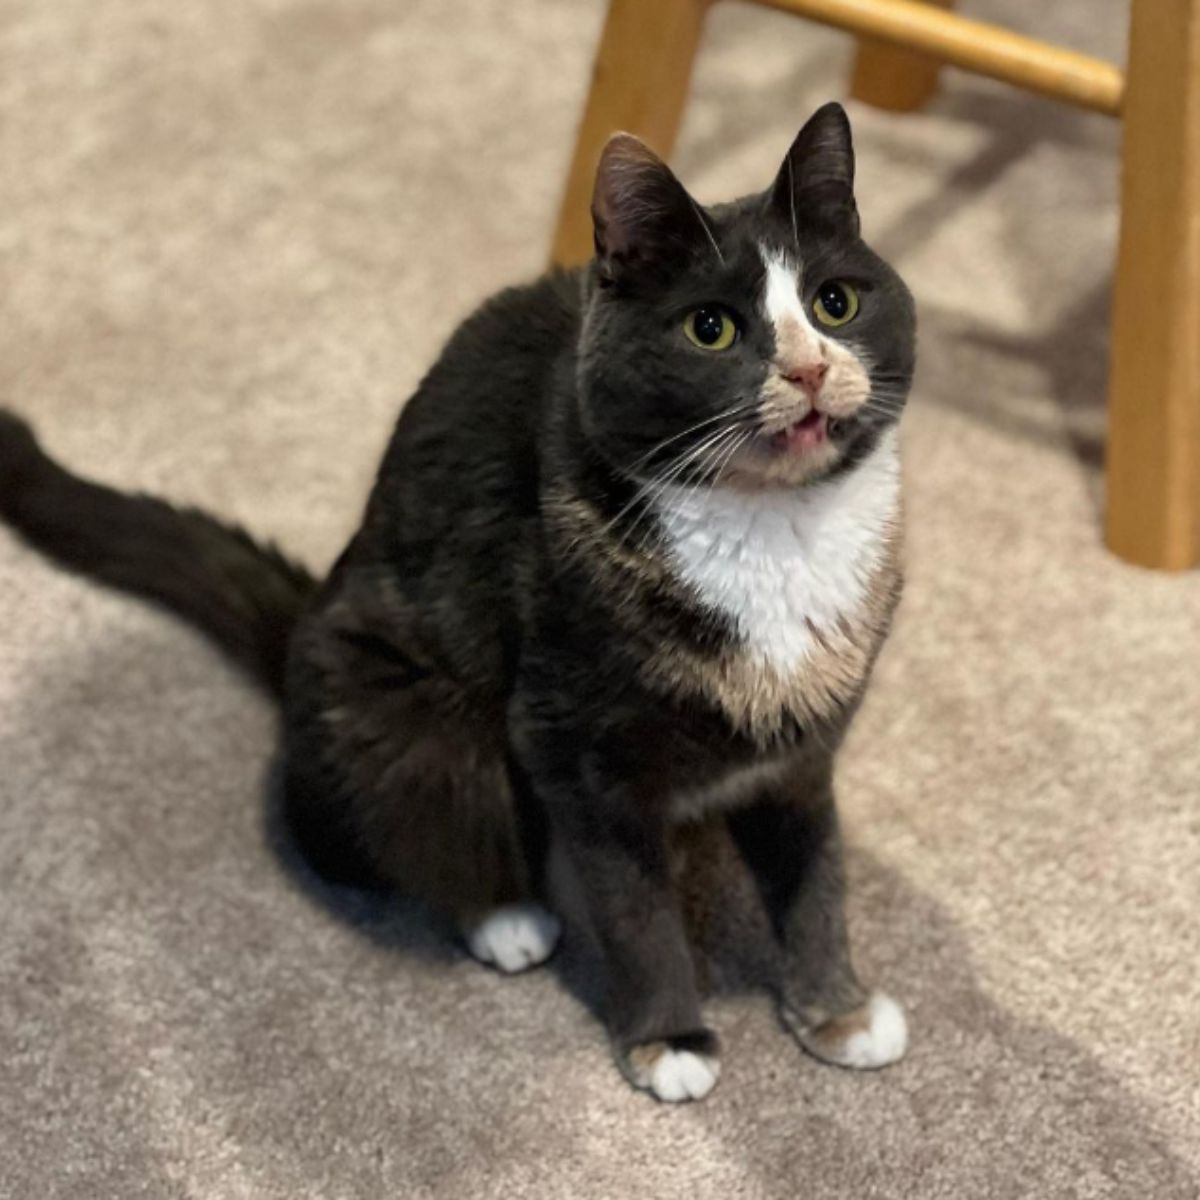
[9,621,1195,1195]
[258,723,1194,1195]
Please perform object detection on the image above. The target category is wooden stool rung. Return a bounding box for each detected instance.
[751,0,1124,116]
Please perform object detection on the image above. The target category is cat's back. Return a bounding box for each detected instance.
[325,268,584,670]
[393,269,582,463]
[365,268,583,539]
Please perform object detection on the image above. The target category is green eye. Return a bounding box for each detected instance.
[684,306,737,351]
[813,281,859,328]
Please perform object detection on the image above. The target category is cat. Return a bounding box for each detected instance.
[0,102,915,1103]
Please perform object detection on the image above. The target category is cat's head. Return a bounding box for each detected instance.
[577,103,915,490]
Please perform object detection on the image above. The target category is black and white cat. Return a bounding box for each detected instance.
[0,103,916,1103]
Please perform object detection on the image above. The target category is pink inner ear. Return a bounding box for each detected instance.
[771,103,859,237]
[591,134,711,268]
[592,135,673,255]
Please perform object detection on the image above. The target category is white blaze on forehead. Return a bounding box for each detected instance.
[760,246,824,364]
[761,248,807,327]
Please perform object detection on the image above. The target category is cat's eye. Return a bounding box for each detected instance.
[683,306,738,351]
[813,281,859,328]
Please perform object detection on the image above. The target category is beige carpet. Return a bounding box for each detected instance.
[2,1,1198,1196]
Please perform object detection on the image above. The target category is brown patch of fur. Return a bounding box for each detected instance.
[670,757,796,822]
[548,482,903,746]
[625,1040,671,1082]
[623,1028,721,1085]
[802,1001,875,1053]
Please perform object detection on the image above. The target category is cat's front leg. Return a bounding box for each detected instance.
[727,764,908,1071]
[556,803,720,1102]
[519,725,719,1102]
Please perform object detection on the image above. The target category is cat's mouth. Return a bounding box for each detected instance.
[707,408,849,488]
[768,409,828,454]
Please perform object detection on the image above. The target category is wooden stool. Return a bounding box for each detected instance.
[550,0,1200,571]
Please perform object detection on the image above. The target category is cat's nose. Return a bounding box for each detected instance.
[782,362,828,399]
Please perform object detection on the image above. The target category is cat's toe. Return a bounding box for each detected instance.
[649,1049,720,1102]
[623,1034,721,1103]
[788,991,908,1069]
[465,903,561,973]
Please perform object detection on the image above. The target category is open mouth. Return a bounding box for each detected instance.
[769,409,827,454]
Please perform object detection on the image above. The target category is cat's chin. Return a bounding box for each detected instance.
[718,435,845,490]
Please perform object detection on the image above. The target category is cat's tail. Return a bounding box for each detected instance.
[0,409,316,696]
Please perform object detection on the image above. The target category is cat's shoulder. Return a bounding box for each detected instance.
[454,268,586,350]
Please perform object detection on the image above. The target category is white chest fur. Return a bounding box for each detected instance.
[654,430,901,676]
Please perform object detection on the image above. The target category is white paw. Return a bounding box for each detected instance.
[647,1050,721,1103]
[841,993,908,1068]
[806,992,908,1069]
[465,903,561,974]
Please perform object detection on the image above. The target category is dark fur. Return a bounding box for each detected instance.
[0,104,915,1093]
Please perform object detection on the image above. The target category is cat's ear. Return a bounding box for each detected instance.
[591,133,712,282]
[771,102,860,238]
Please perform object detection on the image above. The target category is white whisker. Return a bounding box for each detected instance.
[689,199,725,267]
[624,402,758,478]
[616,436,740,555]
[786,155,799,248]
[707,428,753,492]
[604,425,743,549]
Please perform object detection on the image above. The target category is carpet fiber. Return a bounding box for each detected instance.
[2,2,1197,1197]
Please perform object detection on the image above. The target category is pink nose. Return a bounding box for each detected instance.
[783,362,828,399]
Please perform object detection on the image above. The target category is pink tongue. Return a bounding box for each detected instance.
[783,411,826,451]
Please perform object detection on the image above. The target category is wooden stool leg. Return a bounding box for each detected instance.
[550,0,711,267]
[1105,0,1200,570]
[849,0,956,113]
